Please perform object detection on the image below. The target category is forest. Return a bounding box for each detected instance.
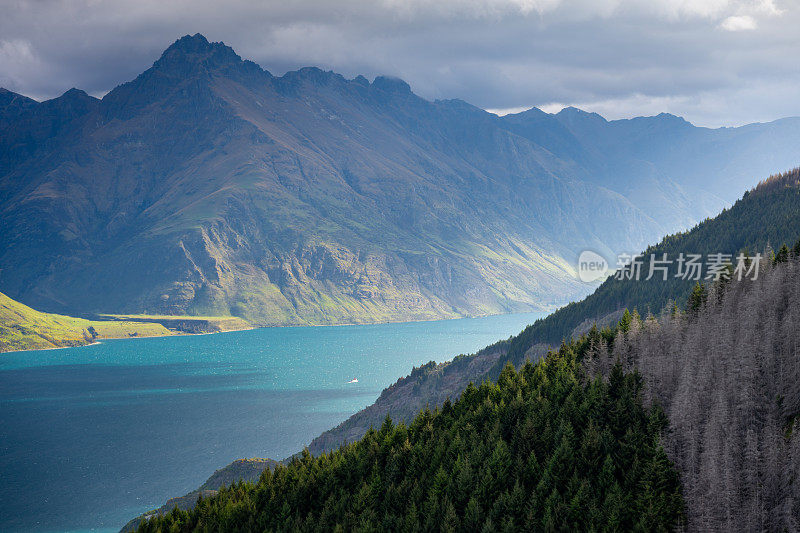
[585,247,800,530]
[137,338,684,531]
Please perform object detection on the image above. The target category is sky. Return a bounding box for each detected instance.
[1,0,798,127]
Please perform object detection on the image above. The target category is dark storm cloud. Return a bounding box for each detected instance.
[0,0,797,126]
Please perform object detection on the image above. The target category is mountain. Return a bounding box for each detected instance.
[3,34,800,325]
[307,168,800,454]
[0,292,171,352]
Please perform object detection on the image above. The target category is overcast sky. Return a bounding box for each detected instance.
[1,0,798,127]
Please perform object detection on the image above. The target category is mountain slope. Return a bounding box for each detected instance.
[0,292,171,352]
[136,352,685,532]
[308,168,800,454]
[0,35,637,325]
[587,251,800,530]
[3,35,800,325]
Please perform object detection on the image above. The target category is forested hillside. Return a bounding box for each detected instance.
[499,167,800,356]
[586,251,800,530]
[138,345,684,532]
[121,459,278,533]
[309,168,800,454]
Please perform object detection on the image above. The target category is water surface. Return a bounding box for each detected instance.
[0,312,546,532]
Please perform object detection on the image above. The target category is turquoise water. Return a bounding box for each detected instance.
[0,312,546,532]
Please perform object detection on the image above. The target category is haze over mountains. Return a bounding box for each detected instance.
[308,169,800,456]
[3,33,800,325]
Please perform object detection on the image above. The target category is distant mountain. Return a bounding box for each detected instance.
[307,168,800,454]
[3,34,800,325]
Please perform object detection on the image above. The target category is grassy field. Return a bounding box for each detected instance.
[0,292,172,353]
[99,314,251,333]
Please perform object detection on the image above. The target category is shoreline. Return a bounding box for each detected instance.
[0,326,260,355]
[1,308,554,356]
[1,340,105,355]
[259,307,554,329]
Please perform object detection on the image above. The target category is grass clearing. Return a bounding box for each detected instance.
[0,293,172,353]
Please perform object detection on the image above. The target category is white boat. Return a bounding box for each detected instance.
[347,378,358,384]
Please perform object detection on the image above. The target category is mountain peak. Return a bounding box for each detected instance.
[654,112,692,126]
[372,76,411,94]
[153,33,244,73]
[510,106,548,118]
[284,66,342,84]
[0,87,36,104]
[164,33,213,54]
[48,88,98,111]
[555,106,608,125]
[0,87,39,119]
[557,106,598,118]
[60,88,91,99]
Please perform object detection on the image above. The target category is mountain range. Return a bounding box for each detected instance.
[3,33,800,325]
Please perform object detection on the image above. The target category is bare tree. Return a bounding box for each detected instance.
[587,249,800,531]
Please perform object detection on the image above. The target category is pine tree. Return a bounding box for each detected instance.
[774,243,790,264]
[618,309,633,333]
[687,281,706,314]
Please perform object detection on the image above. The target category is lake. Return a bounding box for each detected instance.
[0,312,546,532]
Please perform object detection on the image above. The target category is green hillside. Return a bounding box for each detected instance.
[100,314,252,334]
[0,292,172,352]
[137,343,684,532]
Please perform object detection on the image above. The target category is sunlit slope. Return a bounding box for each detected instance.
[0,292,171,352]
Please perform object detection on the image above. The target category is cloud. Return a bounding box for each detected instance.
[0,39,41,94]
[653,0,730,20]
[485,106,533,116]
[0,0,798,126]
[379,0,565,18]
[720,14,758,30]
[752,0,782,16]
